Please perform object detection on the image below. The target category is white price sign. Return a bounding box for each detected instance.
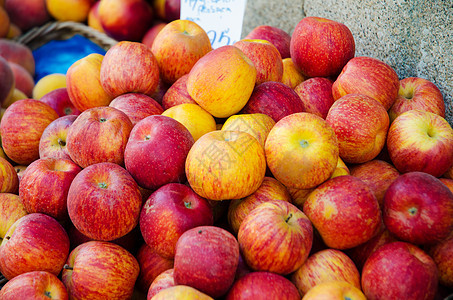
[180,0,247,49]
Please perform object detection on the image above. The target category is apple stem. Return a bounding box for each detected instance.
[285,213,293,223]
[63,264,73,270]
[58,138,66,147]
[184,201,192,209]
[5,236,10,240]
[44,291,52,298]
[99,118,107,123]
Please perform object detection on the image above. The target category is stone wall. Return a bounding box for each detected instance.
[243,0,453,125]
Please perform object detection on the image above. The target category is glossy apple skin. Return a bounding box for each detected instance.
[332,56,400,110]
[221,113,275,148]
[0,270,69,300]
[109,92,163,126]
[161,74,197,110]
[233,39,283,85]
[19,158,82,222]
[294,77,334,119]
[66,53,114,112]
[100,41,160,98]
[174,226,239,298]
[151,19,212,85]
[361,241,438,300]
[241,81,305,122]
[5,0,50,31]
[226,271,300,300]
[0,39,35,76]
[349,159,400,208]
[0,99,59,165]
[140,183,214,259]
[290,16,355,78]
[186,45,256,118]
[61,241,140,300]
[389,77,445,122]
[426,231,453,288]
[67,162,142,241]
[66,106,133,168]
[147,268,175,299]
[281,58,305,89]
[0,156,19,193]
[291,248,360,296]
[135,243,174,293]
[124,115,194,190]
[245,25,292,59]
[238,200,313,275]
[0,213,70,280]
[8,62,34,98]
[0,193,27,242]
[40,87,81,117]
[387,110,453,177]
[0,56,14,109]
[39,115,77,160]
[228,176,292,235]
[326,93,390,164]
[383,171,453,245]
[264,112,339,189]
[185,130,266,200]
[98,0,154,41]
[303,175,382,250]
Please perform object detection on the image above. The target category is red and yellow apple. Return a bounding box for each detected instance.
[281,57,305,89]
[294,77,334,119]
[245,25,292,59]
[0,193,27,243]
[161,74,197,110]
[0,156,18,193]
[221,113,275,148]
[302,281,366,300]
[39,115,77,160]
[109,92,164,126]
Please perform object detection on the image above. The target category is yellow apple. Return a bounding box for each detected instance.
[302,281,366,300]
[221,113,275,148]
[32,73,66,100]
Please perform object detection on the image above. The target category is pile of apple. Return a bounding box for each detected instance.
[0,12,453,300]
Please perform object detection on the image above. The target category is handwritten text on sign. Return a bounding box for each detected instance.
[180,0,247,49]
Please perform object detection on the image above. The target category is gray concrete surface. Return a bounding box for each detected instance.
[243,0,453,125]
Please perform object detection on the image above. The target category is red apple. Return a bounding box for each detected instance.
[135,243,174,293]
[389,77,445,122]
[153,0,180,22]
[66,106,133,168]
[291,248,361,296]
[0,38,35,76]
[4,0,50,31]
[332,56,400,110]
[294,77,334,119]
[290,16,355,78]
[226,271,300,300]
[361,241,438,300]
[228,176,292,235]
[0,213,70,280]
[0,156,19,193]
[66,53,114,112]
[264,112,339,189]
[0,56,14,107]
[39,88,81,117]
[387,110,453,177]
[349,159,400,207]
[8,62,34,98]
[383,171,453,245]
[173,225,239,298]
[303,175,382,250]
[161,74,197,110]
[109,93,164,126]
[326,93,389,164]
[124,115,194,190]
[186,45,256,118]
[0,99,59,165]
[100,41,160,98]
[245,25,292,59]
[0,271,68,300]
[61,241,140,299]
[241,81,305,122]
[147,268,175,299]
[233,39,283,85]
[0,193,27,243]
[98,0,154,41]
[151,19,212,85]
[67,162,142,241]
[142,21,167,48]
[140,183,214,259]
[19,158,82,223]
[39,115,77,160]
[238,200,313,275]
[426,231,453,288]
